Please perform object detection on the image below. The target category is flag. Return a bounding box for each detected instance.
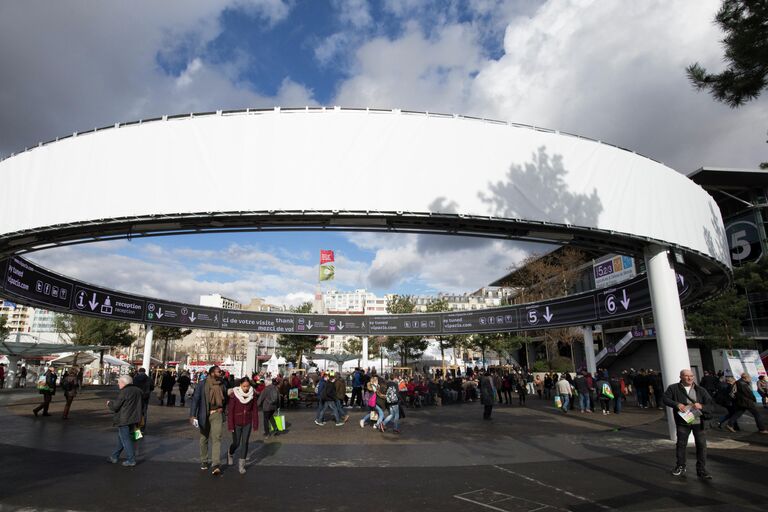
[319,250,335,281]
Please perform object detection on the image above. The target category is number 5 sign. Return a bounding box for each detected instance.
[725,219,763,265]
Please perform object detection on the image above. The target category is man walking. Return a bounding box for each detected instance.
[190,366,226,475]
[479,370,495,420]
[555,373,573,413]
[61,368,78,420]
[257,377,280,436]
[177,371,191,406]
[107,375,142,467]
[33,367,57,417]
[132,368,152,433]
[663,368,714,479]
[725,373,768,434]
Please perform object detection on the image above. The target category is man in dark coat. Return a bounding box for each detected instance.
[160,370,176,405]
[725,373,768,434]
[663,368,714,479]
[257,378,281,436]
[33,367,57,417]
[190,366,226,475]
[107,375,143,467]
[132,368,152,433]
[177,371,191,406]
[480,370,495,420]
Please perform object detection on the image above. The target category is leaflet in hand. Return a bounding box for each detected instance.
[677,406,701,424]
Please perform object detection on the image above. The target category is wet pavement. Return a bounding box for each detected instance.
[1,387,767,511]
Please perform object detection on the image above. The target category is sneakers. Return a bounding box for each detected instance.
[211,466,221,476]
[121,461,136,467]
[671,465,686,477]
[200,462,210,470]
[697,470,713,480]
[335,422,345,427]
[725,424,736,433]
[359,419,365,428]
[759,430,768,435]
[238,459,246,475]
[314,419,325,426]
[107,456,118,464]
[227,452,234,466]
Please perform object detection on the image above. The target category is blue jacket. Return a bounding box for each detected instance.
[352,371,362,387]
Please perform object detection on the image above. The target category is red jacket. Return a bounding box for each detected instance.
[227,394,259,431]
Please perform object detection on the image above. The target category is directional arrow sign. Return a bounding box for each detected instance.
[525,295,598,328]
[620,289,630,310]
[156,308,164,319]
[338,321,345,330]
[306,321,313,330]
[597,277,652,320]
[89,293,99,311]
[542,306,553,322]
[146,301,220,328]
[189,312,197,323]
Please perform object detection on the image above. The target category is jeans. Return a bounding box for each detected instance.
[637,388,648,407]
[200,412,223,466]
[362,406,384,425]
[559,394,570,412]
[350,387,363,407]
[383,403,400,430]
[675,422,706,471]
[729,407,766,431]
[316,400,341,423]
[112,425,135,464]
[229,424,252,461]
[335,399,347,418]
[579,393,590,411]
[613,395,622,414]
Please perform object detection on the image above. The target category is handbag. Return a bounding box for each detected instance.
[369,410,378,421]
[554,395,562,408]
[272,409,286,432]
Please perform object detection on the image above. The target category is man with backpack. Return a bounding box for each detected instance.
[314,373,344,426]
[382,376,401,433]
[33,367,57,417]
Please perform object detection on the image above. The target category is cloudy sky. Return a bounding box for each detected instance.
[2,0,766,306]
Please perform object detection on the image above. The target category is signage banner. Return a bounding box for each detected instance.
[593,255,636,289]
[319,249,335,282]
[725,211,764,266]
[0,256,693,337]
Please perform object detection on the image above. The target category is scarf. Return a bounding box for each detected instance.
[234,386,254,404]
[205,377,224,410]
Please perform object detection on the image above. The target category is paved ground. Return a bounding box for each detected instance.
[1,387,767,511]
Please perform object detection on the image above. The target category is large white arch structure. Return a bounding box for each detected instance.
[0,107,731,439]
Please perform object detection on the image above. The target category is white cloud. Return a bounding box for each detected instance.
[332,0,768,172]
[0,0,306,156]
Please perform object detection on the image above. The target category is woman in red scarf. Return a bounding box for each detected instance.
[227,377,259,474]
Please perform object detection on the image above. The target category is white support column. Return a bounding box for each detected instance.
[362,336,369,369]
[645,244,691,441]
[583,325,597,374]
[5,355,20,388]
[142,324,154,373]
[246,338,258,377]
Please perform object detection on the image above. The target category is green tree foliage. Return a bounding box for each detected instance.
[0,315,10,342]
[343,336,363,367]
[55,314,135,347]
[686,287,750,349]
[687,0,768,108]
[425,299,466,369]
[495,333,525,365]
[153,326,192,363]
[276,301,318,364]
[467,333,503,369]
[385,294,428,366]
[686,261,767,348]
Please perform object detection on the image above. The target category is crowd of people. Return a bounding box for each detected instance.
[19,360,767,479]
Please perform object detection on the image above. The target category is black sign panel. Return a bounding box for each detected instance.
[146,301,220,329]
[368,314,441,335]
[597,277,653,320]
[3,256,73,310]
[73,285,145,322]
[442,308,518,334]
[220,310,295,333]
[523,295,598,328]
[294,315,368,335]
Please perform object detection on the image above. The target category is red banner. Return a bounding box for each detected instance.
[320,250,335,264]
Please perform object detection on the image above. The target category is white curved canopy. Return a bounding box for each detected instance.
[0,107,729,268]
